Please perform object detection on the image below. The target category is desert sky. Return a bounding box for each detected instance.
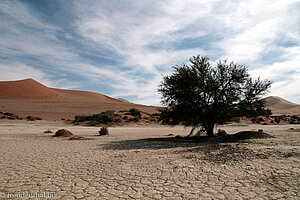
[0,0,300,105]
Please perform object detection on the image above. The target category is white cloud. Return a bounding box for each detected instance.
[250,46,300,102]
[1,0,300,104]
[0,62,49,84]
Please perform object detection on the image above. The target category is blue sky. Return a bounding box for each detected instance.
[0,0,300,105]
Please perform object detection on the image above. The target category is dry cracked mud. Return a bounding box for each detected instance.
[0,120,299,199]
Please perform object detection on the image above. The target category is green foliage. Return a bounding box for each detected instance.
[274,117,280,124]
[291,115,300,121]
[258,129,263,133]
[257,117,264,122]
[74,110,120,124]
[99,126,109,135]
[129,108,141,116]
[158,55,271,137]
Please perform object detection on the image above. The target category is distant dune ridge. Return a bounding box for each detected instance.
[0,78,157,120]
[0,78,58,99]
[0,79,299,120]
[264,96,300,116]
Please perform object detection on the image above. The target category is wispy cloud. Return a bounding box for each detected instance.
[0,0,300,104]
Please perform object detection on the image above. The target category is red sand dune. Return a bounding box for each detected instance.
[117,98,131,103]
[0,78,58,99]
[264,96,300,116]
[0,78,158,120]
[51,88,122,102]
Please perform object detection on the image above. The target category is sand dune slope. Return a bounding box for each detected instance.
[0,79,158,120]
[0,78,59,99]
[265,96,300,116]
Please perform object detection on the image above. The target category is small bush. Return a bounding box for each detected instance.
[129,108,141,116]
[133,116,141,122]
[99,126,109,136]
[26,116,42,121]
[291,115,300,121]
[74,110,120,124]
[4,112,14,116]
[44,129,53,133]
[257,117,264,122]
[258,129,263,133]
[152,113,161,117]
[216,129,227,136]
[123,116,128,120]
[88,121,98,126]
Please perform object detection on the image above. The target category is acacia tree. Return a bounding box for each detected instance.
[158,55,271,137]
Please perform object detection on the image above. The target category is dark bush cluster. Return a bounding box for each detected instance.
[26,116,42,121]
[74,110,120,125]
[129,108,141,116]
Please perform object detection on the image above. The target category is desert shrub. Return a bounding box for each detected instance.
[257,117,264,122]
[232,117,240,123]
[44,129,53,133]
[99,126,109,136]
[275,117,280,124]
[251,118,257,123]
[119,110,129,112]
[289,119,297,124]
[263,123,268,125]
[113,117,122,123]
[74,110,120,124]
[123,116,128,120]
[152,113,161,117]
[291,115,300,121]
[133,116,141,122]
[216,129,227,136]
[88,121,98,126]
[26,116,42,121]
[258,129,263,133]
[4,112,13,116]
[129,108,141,116]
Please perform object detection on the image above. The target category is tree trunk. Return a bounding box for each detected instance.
[188,126,196,137]
[205,122,215,137]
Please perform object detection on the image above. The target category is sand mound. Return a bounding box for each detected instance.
[232,131,273,140]
[0,79,58,99]
[53,129,74,137]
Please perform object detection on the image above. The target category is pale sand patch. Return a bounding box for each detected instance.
[0,120,299,199]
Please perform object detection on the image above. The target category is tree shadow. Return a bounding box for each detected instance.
[101,131,273,151]
[101,136,210,150]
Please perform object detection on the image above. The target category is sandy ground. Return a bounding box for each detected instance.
[0,120,299,199]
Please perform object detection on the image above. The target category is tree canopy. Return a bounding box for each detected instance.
[158,55,272,137]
